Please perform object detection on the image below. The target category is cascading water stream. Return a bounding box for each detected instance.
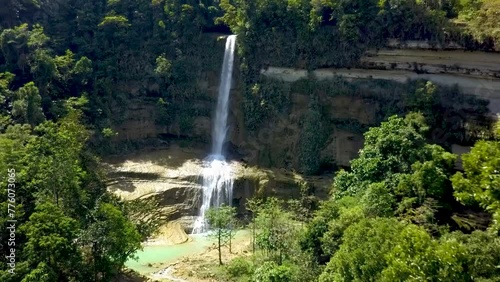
[192,35,236,234]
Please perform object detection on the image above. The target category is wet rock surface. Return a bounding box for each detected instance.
[104,144,332,232]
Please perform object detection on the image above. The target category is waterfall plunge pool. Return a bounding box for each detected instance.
[125,230,250,275]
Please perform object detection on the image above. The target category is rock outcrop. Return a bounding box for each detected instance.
[109,41,500,173]
[103,41,500,234]
[105,144,331,232]
[256,48,500,168]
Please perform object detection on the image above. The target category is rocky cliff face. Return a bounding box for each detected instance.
[108,42,500,173]
[227,92,369,168]
[262,50,500,115]
[105,41,500,231]
[107,42,500,181]
[104,144,330,232]
[257,48,500,168]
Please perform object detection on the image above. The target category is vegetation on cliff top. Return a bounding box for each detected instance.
[218,0,500,77]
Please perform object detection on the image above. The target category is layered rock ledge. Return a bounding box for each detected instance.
[104,144,332,233]
[262,48,500,116]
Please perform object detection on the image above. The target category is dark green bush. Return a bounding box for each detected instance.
[225,257,254,278]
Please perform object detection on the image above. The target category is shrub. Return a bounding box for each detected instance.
[252,261,297,282]
[226,257,254,278]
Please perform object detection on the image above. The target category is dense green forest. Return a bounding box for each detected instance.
[209,114,499,281]
[0,0,499,281]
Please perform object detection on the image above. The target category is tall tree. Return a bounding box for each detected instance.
[206,205,237,265]
[12,82,44,126]
[20,202,84,281]
[79,202,142,280]
[452,122,500,232]
[255,198,299,265]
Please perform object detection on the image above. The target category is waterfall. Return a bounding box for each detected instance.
[192,35,236,234]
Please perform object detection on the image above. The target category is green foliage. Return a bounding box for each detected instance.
[244,78,291,130]
[154,54,172,78]
[225,257,254,278]
[254,198,300,265]
[331,113,458,234]
[102,127,117,138]
[460,0,500,50]
[0,24,32,69]
[98,15,131,28]
[320,199,365,258]
[23,111,88,215]
[296,113,497,281]
[380,224,469,282]
[218,0,479,78]
[319,218,404,282]
[73,56,93,77]
[0,72,14,103]
[0,108,143,281]
[19,262,56,282]
[334,113,455,198]
[12,82,45,126]
[0,1,498,281]
[452,122,500,231]
[252,261,298,282]
[299,199,342,264]
[80,202,142,277]
[298,98,328,175]
[361,182,396,217]
[206,205,238,265]
[21,202,83,281]
[210,113,499,282]
[444,230,500,280]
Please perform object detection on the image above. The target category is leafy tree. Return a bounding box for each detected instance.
[255,198,299,265]
[206,205,237,265]
[300,199,342,264]
[381,228,498,281]
[335,113,429,194]
[225,257,254,279]
[72,56,93,78]
[452,122,500,232]
[12,82,45,126]
[360,182,396,217]
[443,230,500,280]
[380,224,468,282]
[299,98,327,175]
[154,54,172,78]
[20,202,84,281]
[0,24,51,79]
[0,72,15,108]
[0,104,142,281]
[0,125,32,282]
[320,199,365,259]
[23,109,88,215]
[319,218,404,282]
[252,261,298,282]
[333,113,456,225]
[246,197,263,254]
[29,48,56,87]
[80,202,142,280]
[463,0,500,50]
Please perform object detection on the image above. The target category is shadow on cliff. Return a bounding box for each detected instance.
[107,171,162,193]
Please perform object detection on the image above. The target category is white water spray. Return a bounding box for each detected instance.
[192,35,236,234]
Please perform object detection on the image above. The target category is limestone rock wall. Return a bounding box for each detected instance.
[108,43,500,172]
[103,42,500,232]
[104,145,331,232]
[256,48,500,169]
